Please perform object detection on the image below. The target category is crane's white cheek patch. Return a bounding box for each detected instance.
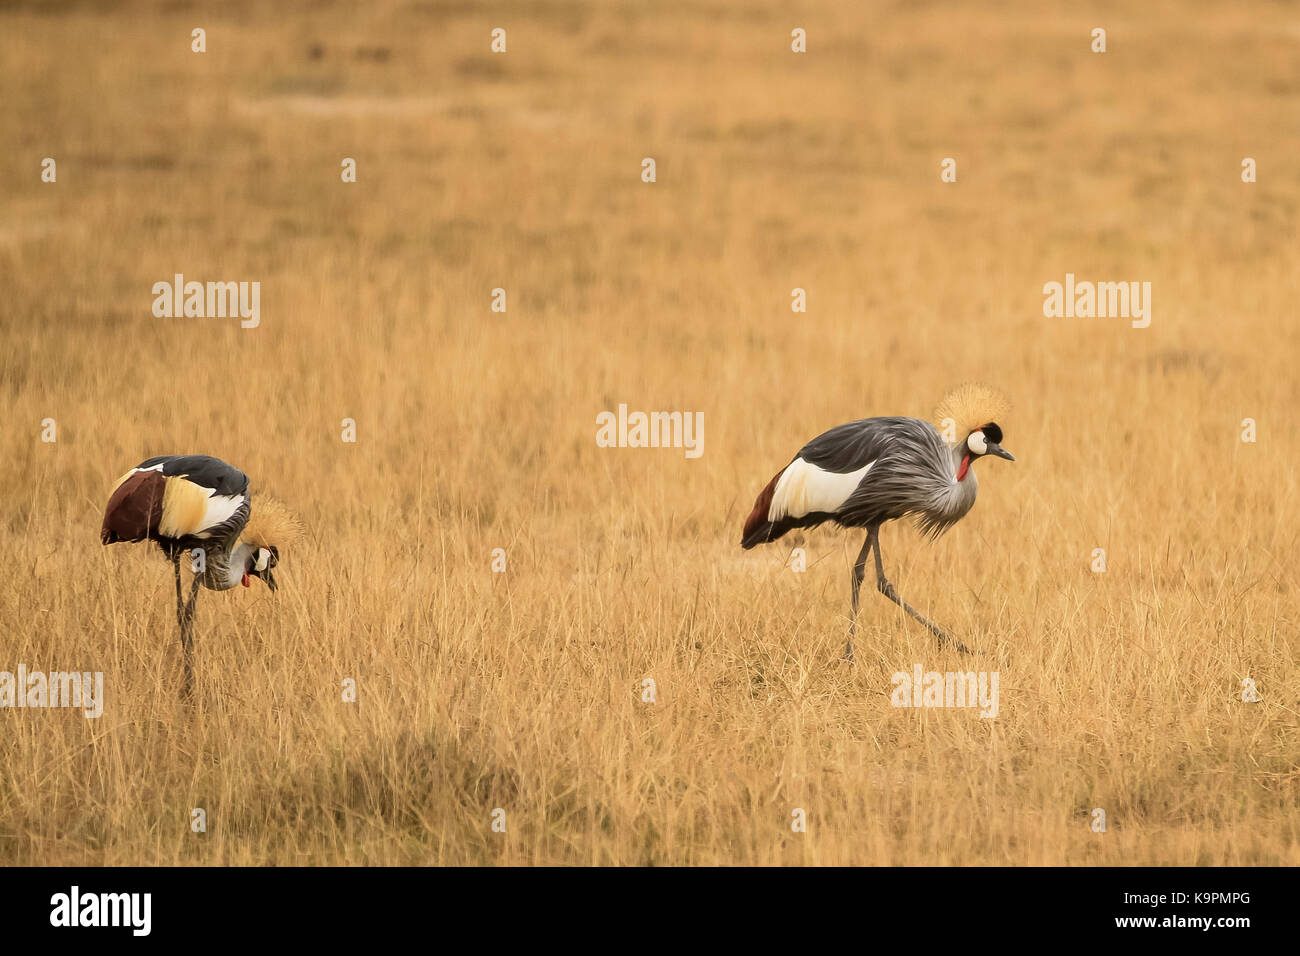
[967,431,987,455]
[768,457,873,521]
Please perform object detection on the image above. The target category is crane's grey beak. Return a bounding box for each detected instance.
[986,443,1015,462]
[263,568,278,593]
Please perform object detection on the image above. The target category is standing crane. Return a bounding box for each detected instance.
[741,386,1015,660]
[100,454,298,695]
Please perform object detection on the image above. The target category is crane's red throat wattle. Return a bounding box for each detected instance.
[956,454,971,481]
[241,573,251,587]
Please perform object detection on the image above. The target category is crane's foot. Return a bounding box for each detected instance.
[935,630,977,656]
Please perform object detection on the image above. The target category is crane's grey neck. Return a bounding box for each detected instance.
[199,539,254,591]
[953,442,977,484]
[911,439,979,538]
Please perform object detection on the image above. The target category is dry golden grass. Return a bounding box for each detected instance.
[1,0,1298,865]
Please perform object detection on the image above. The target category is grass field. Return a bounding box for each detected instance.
[1,0,1298,865]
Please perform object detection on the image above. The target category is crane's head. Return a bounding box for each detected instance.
[240,497,301,593]
[935,385,1014,481]
[956,423,1015,481]
[243,545,279,592]
[965,423,1015,462]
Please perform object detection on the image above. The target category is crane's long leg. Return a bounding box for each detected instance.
[179,573,200,696]
[845,529,875,662]
[171,552,200,697]
[872,532,974,654]
[171,552,185,631]
[171,554,192,698]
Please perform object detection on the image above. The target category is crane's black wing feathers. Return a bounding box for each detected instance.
[797,417,921,474]
[137,455,249,497]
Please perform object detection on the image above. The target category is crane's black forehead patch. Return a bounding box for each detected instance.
[980,423,1003,444]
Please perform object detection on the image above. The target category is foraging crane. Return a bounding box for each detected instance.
[741,386,1014,660]
[100,455,294,694]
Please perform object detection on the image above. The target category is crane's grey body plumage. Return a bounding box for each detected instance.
[742,417,977,546]
[822,417,976,538]
[742,408,1014,660]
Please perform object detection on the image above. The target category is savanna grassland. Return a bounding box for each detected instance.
[1,0,1298,865]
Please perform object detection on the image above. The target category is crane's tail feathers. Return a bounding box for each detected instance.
[742,520,781,550]
[741,468,787,548]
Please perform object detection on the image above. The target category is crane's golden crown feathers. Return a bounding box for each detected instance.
[933,384,1011,442]
[242,498,303,551]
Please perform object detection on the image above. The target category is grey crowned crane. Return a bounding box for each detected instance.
[100,454,299,694]
[741,386,1015,660]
